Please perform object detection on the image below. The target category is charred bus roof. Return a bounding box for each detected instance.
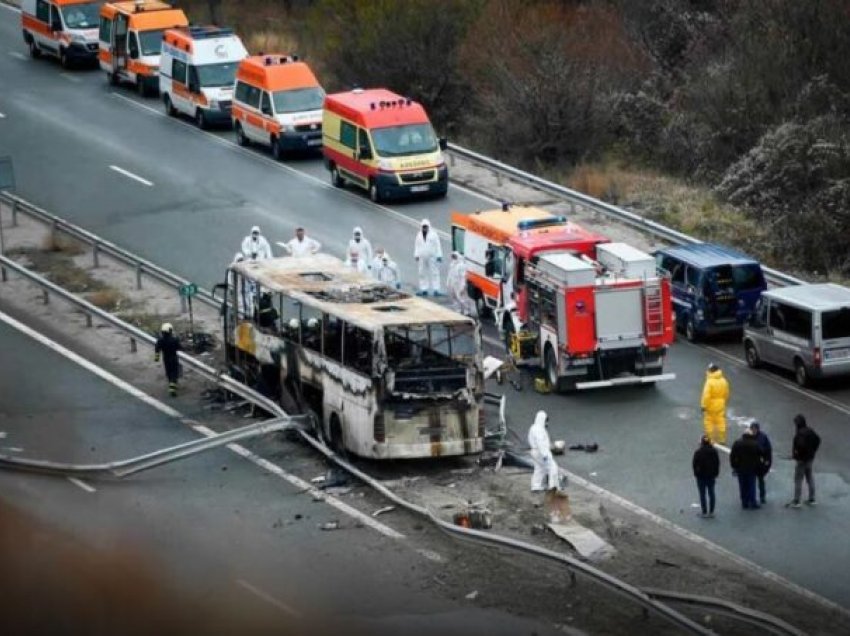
[230,254,474,332]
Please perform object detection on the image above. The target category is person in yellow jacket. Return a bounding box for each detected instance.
[701,363,730,444]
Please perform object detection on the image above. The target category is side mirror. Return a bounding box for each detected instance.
[438,137,448,151]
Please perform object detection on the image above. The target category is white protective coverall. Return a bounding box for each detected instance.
[348,227,373,270]
[528,411,560,491]
[374,253,401,288]
[414,219,442,295]
[241,226,273,260]
[279,234,321,257]
[446,251,474,315]
[345,251,369,274]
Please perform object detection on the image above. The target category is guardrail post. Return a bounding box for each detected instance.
[135,263,142,290]
[130,337,137,353]
[92,241,99,268]
[42,289,49,305]
[11,201,18,227]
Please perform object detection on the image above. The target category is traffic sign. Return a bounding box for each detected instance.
[179,283,198,298]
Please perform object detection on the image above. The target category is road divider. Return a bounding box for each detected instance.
[109,165,153,187]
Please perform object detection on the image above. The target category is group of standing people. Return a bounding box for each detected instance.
[693,362,821,517]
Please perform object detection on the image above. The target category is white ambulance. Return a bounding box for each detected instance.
[159,25,248,129]
[21,0,101,68]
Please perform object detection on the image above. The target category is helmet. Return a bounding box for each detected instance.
[161,322,173,333]
[307,318,319,329]
[288,318,299,330]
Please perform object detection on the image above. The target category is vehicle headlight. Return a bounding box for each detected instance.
[70,33,87,44]
[283,124,296,134]
[378,158,394,170]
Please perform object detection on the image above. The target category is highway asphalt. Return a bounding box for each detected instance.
[1,4,849,608]
[0,315,566,635]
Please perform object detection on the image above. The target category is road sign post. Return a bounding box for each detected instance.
[179,283,199,348]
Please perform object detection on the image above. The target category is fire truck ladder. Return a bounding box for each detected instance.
[643,283,665,337]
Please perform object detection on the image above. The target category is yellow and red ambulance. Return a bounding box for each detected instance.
[232,54,325,159]
[322,88,448,202]
[159,26,247,129]
[98,0,188,96]
[21,0,102,68]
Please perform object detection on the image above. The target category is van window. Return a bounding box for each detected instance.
[49,4,62,30]
[340,121,357,149]
[670,262,685,285]
[657,254,681,281]
[195,62,239,88]
[137,29,165,57]
[823,307,850,340]
[769,301,812,340]
[235,81,250,104]
[61,3,99,29]
[371,123,438,157]
[246,85,261,109]
[128,32,139,58]
[261,91,273,116]
[708,264,764,293]
[686,266,700,289]
[36,0,50,23]
[272,86,325,114]
[99,15,112,42]
[358,128,373,159]
[172,58,187,84]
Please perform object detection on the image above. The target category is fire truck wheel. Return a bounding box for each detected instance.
[794,359,809,388]
[271,136,284,160]
[163,94,176,117]
[235,123,249,147]
[330,165,344,188]
[196,109,209,130]
[29,39,41,58]
[744,342,761,369]
[545,346,559,391]
[685,316,698,342]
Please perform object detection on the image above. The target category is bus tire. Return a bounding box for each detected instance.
[235,122,249,147]
[330,165,344,188]
[29,39,41,58]
[163,94,176,117]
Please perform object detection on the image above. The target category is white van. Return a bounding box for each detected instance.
[744,283,850,386]
[21,0,101,68]
[159,26,247,129]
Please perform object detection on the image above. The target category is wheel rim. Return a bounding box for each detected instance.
[746,346,757,367]
[196,111,204,127]
[369,184,378,201]
[164,96,171,114]
[236,125,245,144]
[686,319,695,341]
[796,363,807,386]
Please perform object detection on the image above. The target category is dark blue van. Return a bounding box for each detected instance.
[654,243,767,341]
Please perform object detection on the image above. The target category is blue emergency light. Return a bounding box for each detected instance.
[516,216,568,231]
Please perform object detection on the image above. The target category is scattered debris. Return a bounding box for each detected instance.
[453,511,471,528]
[551,440,566,455]
[324,486,353,496]
[465,590,479,601]
[450,467,477,476]
[372,505,395,517]
[310,475,326,484]
[569,443,599,453]
[548,522,616,562]
[294,514,303,520]
[655,558,680,569]
[468,506,493,529]
[319,521,340,531]
[320,467,351,490]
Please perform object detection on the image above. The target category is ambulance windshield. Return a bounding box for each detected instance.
[272,87,325,114]
[61,2,99,29]
[138,29,165,56]
[372,124,438,157]
[196,62,239,88]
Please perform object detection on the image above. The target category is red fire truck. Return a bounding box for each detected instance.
[452,206,675,390]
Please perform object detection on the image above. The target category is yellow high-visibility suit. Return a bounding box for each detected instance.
[701,368,730,444]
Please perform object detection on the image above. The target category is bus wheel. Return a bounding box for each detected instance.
[29,39,41,59]
[163,94,176,117]
[330,165,344,188]
[235,122,249,147]
[196,109,209,130]
[368,180,382,203]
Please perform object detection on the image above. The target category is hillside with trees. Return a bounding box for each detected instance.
[185,0,850,277]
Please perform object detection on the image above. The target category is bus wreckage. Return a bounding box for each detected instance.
[221,254,485,459]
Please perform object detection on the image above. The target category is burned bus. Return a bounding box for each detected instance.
[221,254,485,459]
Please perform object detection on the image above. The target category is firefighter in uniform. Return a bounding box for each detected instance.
[154,323,182,397]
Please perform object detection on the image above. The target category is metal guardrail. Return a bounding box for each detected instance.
[0,254,284,418]
[448,144,805,288]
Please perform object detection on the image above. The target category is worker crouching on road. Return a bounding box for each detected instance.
[154,323,182,397]
[528,411,560,492]
[701,362,729,444]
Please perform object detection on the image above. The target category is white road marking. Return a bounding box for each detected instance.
[0,309,402,540]
[698,342,850,417]
[194,424,404,540]
[109,92,453,240]
[236,579,302,617]
[715,444,730,455]
[0,112,6,119]
[60,73,81,83]
[67,477,96,493]
[109,165,153,187]
[2,447,24,453]
[8,51,26,60]
[0,432,6,439]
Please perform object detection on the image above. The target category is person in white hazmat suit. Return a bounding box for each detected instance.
[446,251,474,315]
[528,411,560,491]
[241,226,273,261]
[414,218,442,296]
[344,249,369,274]
[348,227,373,270]
[278,227,321,257]
[374,251,401,288]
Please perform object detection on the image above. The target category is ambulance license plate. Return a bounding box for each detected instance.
[411,185,430,193]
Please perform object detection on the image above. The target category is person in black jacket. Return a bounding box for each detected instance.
[730,427,765,509]
[750,421,773,504]
[154,323,182,397]
[692,435,720,518]
[787,414,821,508]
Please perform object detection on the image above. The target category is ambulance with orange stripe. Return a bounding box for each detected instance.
[322,88,448,202]
[22,0,102,68]
[159,26,247,129]
[98,0,188,96]
[232,54,325,159]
